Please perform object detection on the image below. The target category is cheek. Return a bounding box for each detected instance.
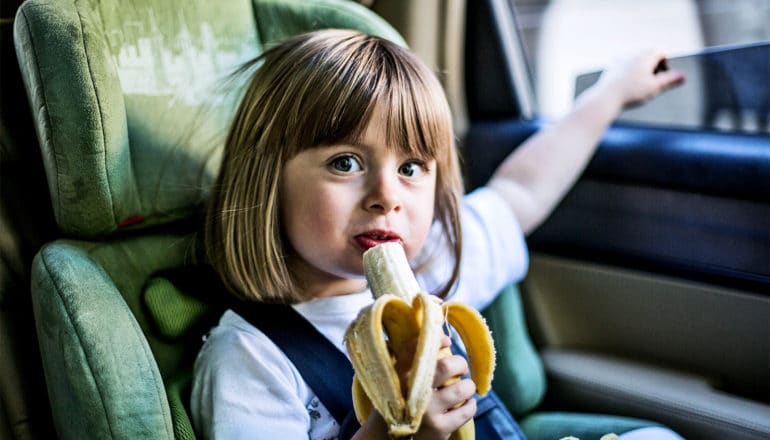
[303,195,342,236]
[305,186,348,219]
[282,184,350,241]
[422,209,437,239]
[405,186,438,258]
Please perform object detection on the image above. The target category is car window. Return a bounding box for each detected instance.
[510,0,770,134]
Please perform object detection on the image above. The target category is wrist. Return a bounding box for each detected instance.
[575,81,625,122]
[351,411,388,440]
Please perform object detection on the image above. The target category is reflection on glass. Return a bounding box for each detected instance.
[575,42,770,134]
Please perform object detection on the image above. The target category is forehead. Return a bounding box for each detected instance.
[359,106,393,147]
[273,35,454,162]
[337,99,449,161]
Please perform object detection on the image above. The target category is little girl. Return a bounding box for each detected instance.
[191,29,684,439]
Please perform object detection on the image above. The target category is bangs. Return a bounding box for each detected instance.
[281,32,453,160]
[209,29,463,303]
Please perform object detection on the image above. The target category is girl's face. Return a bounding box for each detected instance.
[280,106,437,298]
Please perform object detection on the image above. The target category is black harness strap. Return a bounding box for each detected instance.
[230,302,355,425]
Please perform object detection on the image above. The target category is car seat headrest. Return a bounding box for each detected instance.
[15,0,405,238]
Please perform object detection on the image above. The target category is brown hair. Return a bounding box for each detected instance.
[205,29,463,303]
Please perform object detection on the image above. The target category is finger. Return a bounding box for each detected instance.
[448,395,477,421]
[433,355,469,388]
[439,334,451,350]
[657,69,686,89]
[395,334,454,372]
[432,378,477,412]
[420,397,477,436]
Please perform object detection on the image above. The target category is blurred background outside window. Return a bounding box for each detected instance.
[511,0,770,133]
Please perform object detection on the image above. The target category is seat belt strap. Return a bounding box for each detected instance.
[230,302,354,425]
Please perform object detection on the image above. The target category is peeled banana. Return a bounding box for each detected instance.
[344,242,496,439]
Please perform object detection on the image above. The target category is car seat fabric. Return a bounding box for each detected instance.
[0,1,59,435]
[14,0,404,238]
[30,237,187,439]
[14,0,404,438]
[482,283,547,416]
[520,412,661,440]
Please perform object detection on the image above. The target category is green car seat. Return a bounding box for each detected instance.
[14,0,663,438]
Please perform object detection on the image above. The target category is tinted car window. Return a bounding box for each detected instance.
[511,0,770,128]
[575,42,770,134]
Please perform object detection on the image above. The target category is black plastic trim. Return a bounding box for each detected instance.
[465,119,770,202]
[463,118,770,296]
[465,0,521,119]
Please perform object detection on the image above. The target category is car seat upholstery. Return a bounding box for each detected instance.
[1,0,59,437]
[13,0,666,439]
[14,0,402,438]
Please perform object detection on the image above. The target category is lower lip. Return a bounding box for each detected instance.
[354,236,400,251]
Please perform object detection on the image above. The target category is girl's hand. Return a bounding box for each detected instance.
[414,335,478,440]
[369,335,475,440]
[597,49,685,109]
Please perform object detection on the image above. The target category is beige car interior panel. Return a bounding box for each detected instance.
[523,254,770,438]
[542,348,770,440]
[372,0,469,136]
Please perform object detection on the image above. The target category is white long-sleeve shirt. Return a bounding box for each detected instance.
[190,187,528,439]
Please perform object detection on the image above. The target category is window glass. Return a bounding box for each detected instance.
[512,0,770,133]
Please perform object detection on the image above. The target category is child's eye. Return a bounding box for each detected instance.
[399,161,427,178]
[330,155,362,173]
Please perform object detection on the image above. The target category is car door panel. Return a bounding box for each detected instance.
[463,118,770,437]
[464,1,770,437]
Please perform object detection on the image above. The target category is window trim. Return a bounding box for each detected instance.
[490,0,536,118]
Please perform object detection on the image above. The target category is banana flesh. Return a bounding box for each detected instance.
[344,242,496,439]
[362,242,421,302]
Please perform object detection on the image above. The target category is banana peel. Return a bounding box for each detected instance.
[344,242,496,439]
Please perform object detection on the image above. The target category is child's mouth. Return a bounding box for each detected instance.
[354,231,401,250]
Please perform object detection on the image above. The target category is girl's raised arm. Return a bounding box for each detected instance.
[487,49,685,235]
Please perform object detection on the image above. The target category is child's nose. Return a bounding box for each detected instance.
[364,171,402,214]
